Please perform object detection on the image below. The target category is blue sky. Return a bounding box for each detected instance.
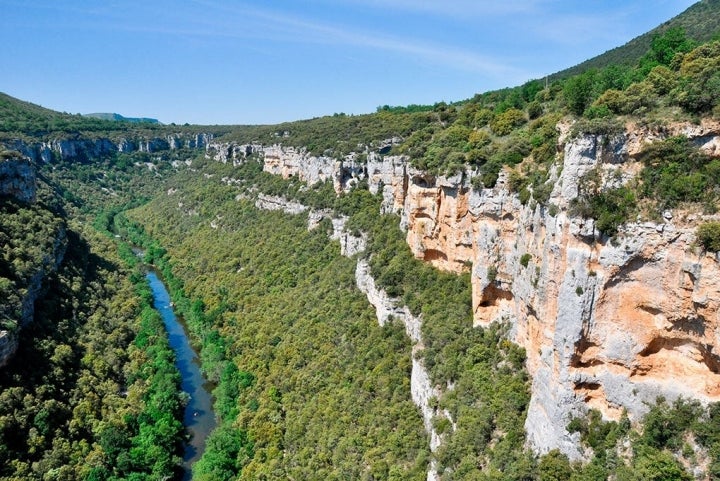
[1,0,698,125]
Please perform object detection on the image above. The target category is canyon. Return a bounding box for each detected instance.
[3,117,720,461]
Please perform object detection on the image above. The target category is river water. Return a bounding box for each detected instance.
[146,271,216,480]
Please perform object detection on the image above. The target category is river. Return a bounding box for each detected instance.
[146,271,217,480]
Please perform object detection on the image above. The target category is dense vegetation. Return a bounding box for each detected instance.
[121,152,720,479]
[550,0,720,80]
[0,183,65,333]
[0,217,184,480]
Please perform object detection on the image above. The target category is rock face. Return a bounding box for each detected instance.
[0,156,67,368]
[227,119,720,460]
[0,331,18,369]
[363,123,720,460]
[254,194,308,215]
[355,259,450,481]
[0,224,66,367]
[206,143,368,193]
[0,154,36,203]
[2,132,215,163]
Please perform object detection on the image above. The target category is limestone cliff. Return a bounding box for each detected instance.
[0,221,67,367]
[2,132,215,163]
[209,118,720,460]
[0,153,36,203]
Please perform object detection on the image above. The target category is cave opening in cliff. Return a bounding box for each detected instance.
[478,284,513,308]
[423,249,448,263]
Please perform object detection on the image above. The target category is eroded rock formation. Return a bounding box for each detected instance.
[0,153,36,203]
[2,132,215,163]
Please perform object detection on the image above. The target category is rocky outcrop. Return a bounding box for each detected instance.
[0,154,36,203]
[232,118,720,461]
[254,194,308,215]
[206,143,368,193]
[2,132,215,163]
[205,142,261,165]
[18,224,67,327]
[0,331,18,369]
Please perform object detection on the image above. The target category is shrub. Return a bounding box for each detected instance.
[672,41,720,113]
[539,450,572,481]
[473,108,495,127]
[490,108,526,136]
[639,136,715,208]
[520,253,532,267]
[584,104,613,119]
[622,80,658,114]
[646,65,677,95]
[467,129,492,149]
[697,222,720,251]
[571,117,625,137]
[527,100,544,120]
[487,265,498,282]
[593,89,627,114]
[570,186,636,237]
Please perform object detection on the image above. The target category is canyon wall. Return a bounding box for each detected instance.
[0,153,36,203]
[5,117,719,457]
[208,119,720,460]
[0,158,67,368]
[2,132,215,163]
[0,221,67,367]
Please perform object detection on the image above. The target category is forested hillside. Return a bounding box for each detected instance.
[1,1,720,480]
[0,183,185,479]
[551,0,720,80]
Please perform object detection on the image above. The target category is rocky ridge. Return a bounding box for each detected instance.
[206,119,720,460]
[2,132,215,163]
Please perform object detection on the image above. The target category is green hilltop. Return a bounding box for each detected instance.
[83,113,160,124]
[550,0,720,80]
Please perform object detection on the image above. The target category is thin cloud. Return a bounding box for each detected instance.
[187,0,530,78]
[307,0,549,18]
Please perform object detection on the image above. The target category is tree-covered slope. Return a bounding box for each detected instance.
[550,0,720,80]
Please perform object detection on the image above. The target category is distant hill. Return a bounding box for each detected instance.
[84,113,160,124]
[549,0,720,80]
